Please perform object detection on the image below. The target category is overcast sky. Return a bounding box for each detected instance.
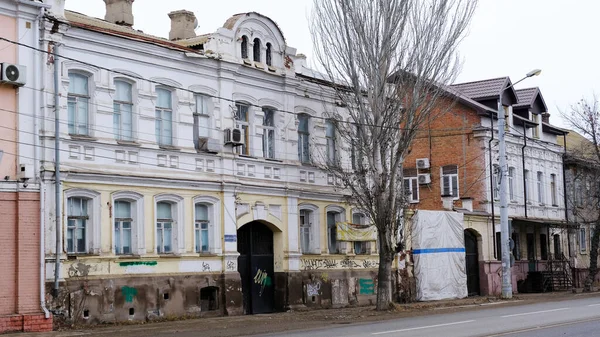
[65,0,600,128]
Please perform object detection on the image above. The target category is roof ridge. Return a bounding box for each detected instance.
[451,76,509,87]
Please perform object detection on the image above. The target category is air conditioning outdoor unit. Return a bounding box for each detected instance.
[416,158,430,169]
[418,173,431,185]
[0,63,26,86]
[224,128,243,145]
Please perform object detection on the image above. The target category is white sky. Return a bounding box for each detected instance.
[65,0,600,128]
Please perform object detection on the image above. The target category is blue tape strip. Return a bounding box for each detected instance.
[412,248,465,254]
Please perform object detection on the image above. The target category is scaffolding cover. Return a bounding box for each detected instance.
[412,210,467,301]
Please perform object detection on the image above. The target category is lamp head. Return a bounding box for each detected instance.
[526,69,542,77]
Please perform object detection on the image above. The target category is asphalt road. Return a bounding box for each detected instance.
[255,296,600,337]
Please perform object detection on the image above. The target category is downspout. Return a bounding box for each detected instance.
[53,44,61,298]
[522,123,528,219]
[36,6,50,319]
[562,134,570,257]
[489,110,497,259]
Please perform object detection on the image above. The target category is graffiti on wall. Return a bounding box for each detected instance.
[119,260,157,274]
[358,279,375,295]
[254,269,272,296]
[362,260,379,269]
[301,259,338,270]
[301,257,380,270]
[202,262,211,272]
[306,281,321,297]
[121,286,138,303]
[226,260,236,271]
[340,257,361,269]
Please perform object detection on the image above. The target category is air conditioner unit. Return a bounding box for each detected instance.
[416,158,430,169]
[0,63,26,86]
[418,173,431,185]
[224,128,243,145]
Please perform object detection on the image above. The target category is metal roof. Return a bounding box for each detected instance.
[450,77,511,100]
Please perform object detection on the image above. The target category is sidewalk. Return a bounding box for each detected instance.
[13,292,600,337]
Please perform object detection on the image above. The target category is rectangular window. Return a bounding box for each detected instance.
[508,167,515,201]
[68,73,90,136]
[537,171,544,204]
[352,213,369,255]
[580,228,587,252]
[235,103,250,155]
[113,80,133,141]
[194,95,211,151]
[327,211,339,254]
[492,165,500,200]
[155,89,173,146]
[403,176,419,203]
[299,209,311,254]
[262,108,275,159]
[156,202,173,253]
[114,200,132,255]
[195,204,209,253]
[325,120,336,165]
[550,174,557,206]
[67,197,88,253]
[298,114,310,163]
[442,165,459,198]
[540,234,548,260]
[532,114,540,138]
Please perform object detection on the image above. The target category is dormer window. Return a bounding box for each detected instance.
[241,36,248,59]
[253,38,261,62]
[266,43,272,66]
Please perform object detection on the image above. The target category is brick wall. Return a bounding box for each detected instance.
[0,192,52,333]
[405,97,488,211]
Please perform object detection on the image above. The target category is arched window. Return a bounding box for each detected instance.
[253,38,261,62]
[298,114,310,163]
[68,72,90,136]
[112,191,144,256]
[195,204,209,253]
[262,107,275,159]
[326,205,346,254]
[113,80,133,141]
[155,88,173,146]
[325,120,337,165]
[64,188,101,254]
[299,203,320,254]
[193,196,221,255]
[241,35,248,59]
[155,194,184,254]
[266,43,272,66]
[352,212,370,255]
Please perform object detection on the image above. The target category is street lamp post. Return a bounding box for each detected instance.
[499,68,541,299]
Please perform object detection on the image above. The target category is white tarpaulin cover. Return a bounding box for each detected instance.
[412,210,467,301]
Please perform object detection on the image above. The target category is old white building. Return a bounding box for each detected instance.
[35,0,381,323]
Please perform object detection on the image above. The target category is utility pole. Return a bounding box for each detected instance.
[498,69,541,299]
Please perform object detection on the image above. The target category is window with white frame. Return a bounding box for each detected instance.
[524,169,531,202]
[403,169,419,203]
[326,207,345,254]
[352,212,369,255]
[580,227,587,252]
[262,108,275,159]
[326,120,337,165]
[114,200,132,255]
[156,202,174,253]
[442,165,459,198]
[194,94,211,151]
[299,204,320,254]
[537,171,544,204]
[67,197,89,253]
[113,80,133,141]
[253,38,261,62]
[155,89,173,146]
[550,173,558,206]
[195,204,210,253]
[298,114,310,163]
[508,167,515,201]
[68,72,90,136]
[235,103,250,155]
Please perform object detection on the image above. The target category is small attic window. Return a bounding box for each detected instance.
[241,36,248,59]
[266,43,272,66]
[253,38,261,62]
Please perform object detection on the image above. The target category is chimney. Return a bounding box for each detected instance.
[461,198,473,212]
[542,112,550,124]
[168,10,197,41]
[43,0,66,19]
[441,196,454,211]
[104,0,135,27]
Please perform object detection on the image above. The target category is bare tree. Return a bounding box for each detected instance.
[563,97,600,291]
[310,0,477,309]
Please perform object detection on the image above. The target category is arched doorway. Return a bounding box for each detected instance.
[237,221,274,314]
[464,229,480,296]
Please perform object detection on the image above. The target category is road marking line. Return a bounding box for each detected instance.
[371,320,475,335]
[501,307,569,318]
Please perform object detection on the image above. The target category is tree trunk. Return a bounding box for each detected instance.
[584,223,600,291]
[376,231,396,310]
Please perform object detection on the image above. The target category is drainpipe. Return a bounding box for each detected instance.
[562,134,570,257]
[522,123,528,219]
[53,44,61,298]
[489,111,497,259]
[36,6,50,319]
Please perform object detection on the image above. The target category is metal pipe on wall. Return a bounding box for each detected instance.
[53,43,61,298]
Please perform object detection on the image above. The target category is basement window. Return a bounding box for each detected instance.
[83,309,89,319]
[163,292,170,300]
[129,308,135,316]
[200,286,219,311]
